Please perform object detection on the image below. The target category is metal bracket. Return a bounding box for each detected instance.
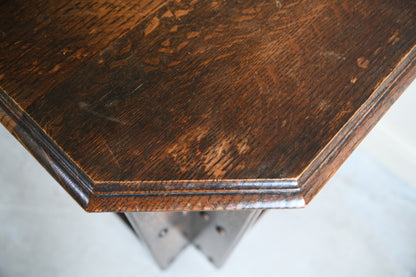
[125,210,261,269]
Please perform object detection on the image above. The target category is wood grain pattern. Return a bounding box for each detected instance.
[0,0,415,211]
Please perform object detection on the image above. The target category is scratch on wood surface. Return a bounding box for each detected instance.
[203,139,233,178]
[49,64,61,74]
[319,50,346,60]
[78,102,127,125]
[357,57,370,69]
[388,30,400,45]
[145,16,160,36]
[275,0,282,9]
[237,138,250,154]
[105,143,122,172]
[131,83,143,94]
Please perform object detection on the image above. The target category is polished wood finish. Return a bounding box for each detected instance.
[1,0,415,211]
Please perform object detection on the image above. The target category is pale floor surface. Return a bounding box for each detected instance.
[0,123,415,277]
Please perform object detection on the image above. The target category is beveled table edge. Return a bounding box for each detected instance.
[0,46,415,212]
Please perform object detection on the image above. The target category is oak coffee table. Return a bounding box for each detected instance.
[1,0,415,269]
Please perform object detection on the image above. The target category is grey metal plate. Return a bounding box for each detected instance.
[125,210,261,268]
[192,210,261,267]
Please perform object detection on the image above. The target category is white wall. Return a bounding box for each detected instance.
[361,79,416,188]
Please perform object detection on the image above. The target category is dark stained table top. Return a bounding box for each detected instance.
[1,0,415,211]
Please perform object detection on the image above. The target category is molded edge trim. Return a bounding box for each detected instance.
[1,44,414,212]
[299,45,416,204]
[0,88,93,208]
[0,87,306,212]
